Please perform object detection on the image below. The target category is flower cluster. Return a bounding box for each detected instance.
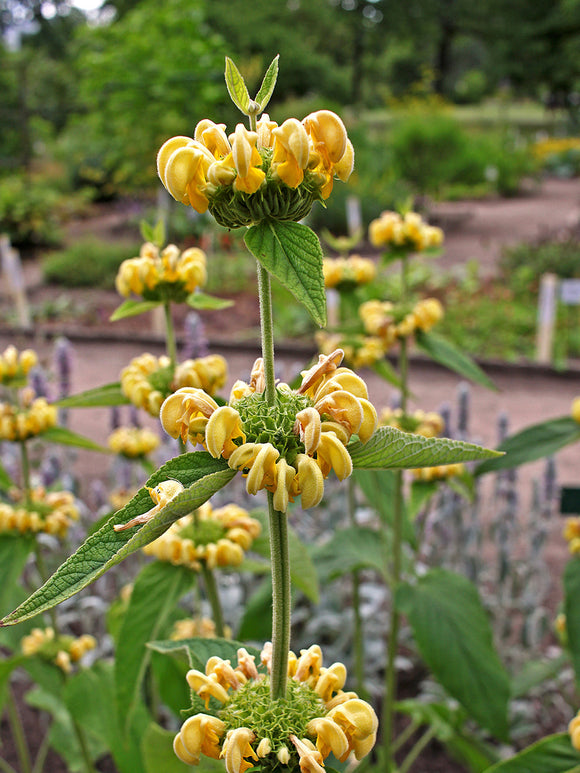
[157,111,354,228]
[572,397,580,424]
[22,627,96,673]
[316,331,386,370]
[369,210,443,252]
[115,242,207,301]
[322,256,376,290]
[171,617,231,641]
[0,488,79,537]
[0,395,57,441]
[120,353,227,416]
[563,517,580,555]
[159,351,377,513]
[360,297,444,347]
[380,407,444,438]
[569,710,580,751]
[0,346,38,385]
[173,643,378,771]
[107,426,160,458]
[411,463,464,482]
[141,495,261,570]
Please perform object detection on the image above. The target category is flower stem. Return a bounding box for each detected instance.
[164,301,177,368]
[72,718,97,773]
[6,687,32,773]
[20,441,31,506]
[382,254,410,770]
[348,478,367,700]
[399,726,436,773]
[267,490,290,700]
[255,259,290,700]
[201,562,225,638]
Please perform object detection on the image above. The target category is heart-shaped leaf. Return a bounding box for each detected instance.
[245,221,326,327]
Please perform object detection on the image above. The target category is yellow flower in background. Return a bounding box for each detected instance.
[141,500,260,570]
[170,616,232,641]
[369,210,443,252]
[0,487,79,538]
[120,352,227,417]
[0,396,57,442]
[159,351,377,513]
[322,256,376,290]
[22,627,96,673]
[569,709,580,751]
[380,407,445,438]
[108,426,160,458]
[359,297,444,347]
[0,346,38,384]
[572,397,580,424]
[564,516,580,555]
[115,242,207,301]
[173,643,377,771]
[411,463,464,482]
[157,110,353,228]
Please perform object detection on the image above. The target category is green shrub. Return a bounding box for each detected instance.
[0,175,81,248]
[42,238,140,288]
[501,239,580,284]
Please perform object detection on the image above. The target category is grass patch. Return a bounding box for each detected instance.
[42,238,141,289]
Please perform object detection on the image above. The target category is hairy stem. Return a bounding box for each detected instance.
[348,478,367,699]
[256,259,290,699]
[6,687,32,773]
[164,301,177,369]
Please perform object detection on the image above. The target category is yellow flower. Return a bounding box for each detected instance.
[157,137,215,212]
[0,488,78,538]
[569,710,580,751]
[369,210,444,252]
[411,463,464,482]
[572,397,580,424]
[107,427,160,458]
[270,118,310,188]
[173,643,377,770]
[229,124,265,194]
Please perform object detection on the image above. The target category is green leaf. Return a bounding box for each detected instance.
[396,569,510,739]
[0,458,14,490]
[565,558,580,689]
[476,417,580,475]
[26,684,107,773]
[1,453,235,626]
[371,357,404,390]
[0,535,34,616]
[116,562,195,730]
[348,426,501,470]
[251,509,319,603]
[255,54,279,112]
[483,734,580,772]
[186,292,234,310]
[147,637,261,672]
[142,724,197,773]
[64,661,149,773]
[110,299,163,321]
[56,382,130,408]
[225,56,251,114]
[408,480,439,519]
[0,655,25,718]
[41,425,110,453]
[416,330,497,391]
[245,221,327,327]
[313,526,390,581]
[150,649,190,716]
[511,652,570,699]
[354,469,416,546]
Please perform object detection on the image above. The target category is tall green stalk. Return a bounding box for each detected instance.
[382,255,410,770]
[348,469,367,700]
[5,688,32,773]
[164,301,177,369]
[256,261,290,700]
[201,563,225,638]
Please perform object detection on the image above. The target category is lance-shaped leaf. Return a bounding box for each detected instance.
[397,569,510,739]
[1,453,235,626]
[110,299,163,321]
[483,734,580,772]
[476,417,580,475]
[56,382,130,408]
[186,292,234,310]
[564,558,580,689]
[41,426,110,453]
[415,330,497,391]
[225,56,251,115]
[245,221,327,327]
[116,562,195,731]
[0,535,34,615]
[348,425,501,470]
[255,54,279,112]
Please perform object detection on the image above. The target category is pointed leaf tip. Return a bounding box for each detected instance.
[225,56,251,115]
